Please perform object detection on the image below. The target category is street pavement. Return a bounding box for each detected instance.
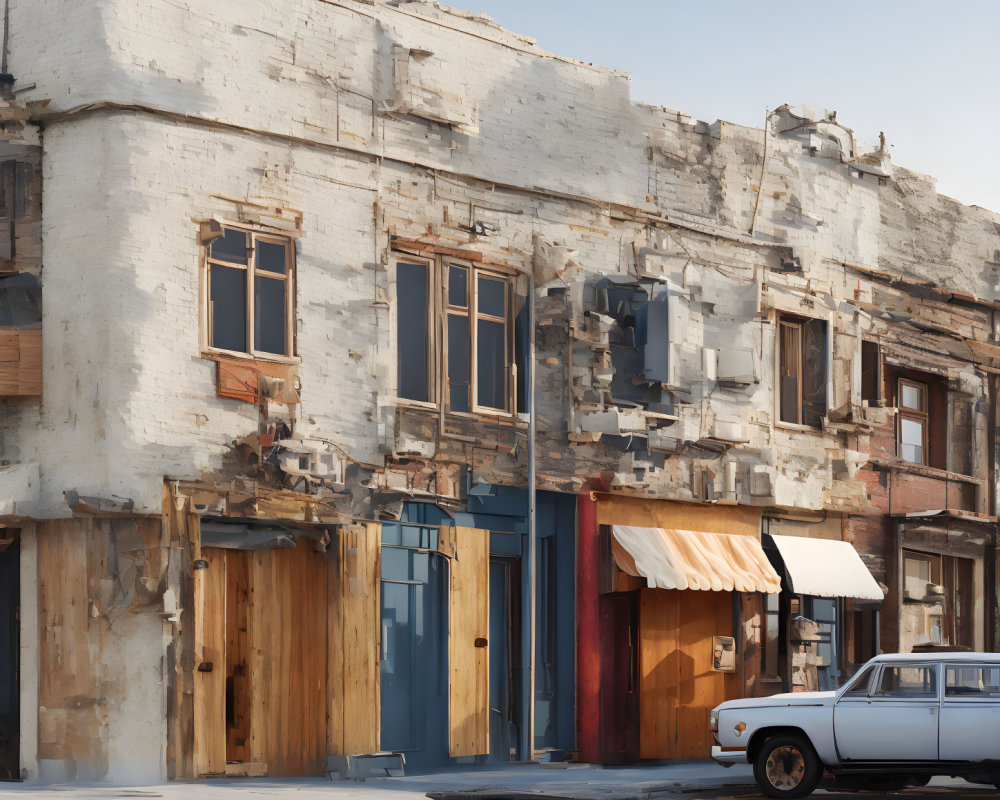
[0,764,994,800]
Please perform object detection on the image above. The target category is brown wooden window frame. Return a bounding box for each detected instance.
[903,549,976,650]
[777,313,828,428]
[896,378,929,466]
[395,254,516,417]
[204,224,296,362]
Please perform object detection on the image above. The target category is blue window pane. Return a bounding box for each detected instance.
[478,275,505,317]
[397,263,430,402]
[254,275,286,354]
[381,547,409,582]
[449,266,468,307]
[210,228,248,264]
[210,264,246,352]
[477,318,507,410]
[256,240,287,274]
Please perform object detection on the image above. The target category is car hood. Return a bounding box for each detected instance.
[717,691,837,710]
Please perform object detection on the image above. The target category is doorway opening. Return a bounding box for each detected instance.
[0,533,18,781]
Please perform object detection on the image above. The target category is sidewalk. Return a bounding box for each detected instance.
[0,762,757,800]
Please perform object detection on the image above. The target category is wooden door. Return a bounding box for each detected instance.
[194,540,328,777]
[639,589,740,759]
[599,593,639,765]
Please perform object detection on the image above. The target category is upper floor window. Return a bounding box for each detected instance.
[206,226,295,359]
[396,256,516,415]
[777,315,827,427]
[897,378,928,465]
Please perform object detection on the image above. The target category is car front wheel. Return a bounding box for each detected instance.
[753,733,823,799]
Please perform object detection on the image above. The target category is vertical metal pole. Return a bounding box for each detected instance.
[522,269,537,762]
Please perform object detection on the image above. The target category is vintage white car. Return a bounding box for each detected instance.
[711,652,1000,798]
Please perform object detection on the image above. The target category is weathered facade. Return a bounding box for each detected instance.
[0,0,999,782]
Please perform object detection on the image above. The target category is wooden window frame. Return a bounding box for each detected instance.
[203,224,297,363]
[775,312,829,430]
[471,267,512,415]
[778,318,803,425]
[896,378,928,465]
[395,253,516,417]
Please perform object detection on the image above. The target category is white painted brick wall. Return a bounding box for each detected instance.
[1,0,996,516]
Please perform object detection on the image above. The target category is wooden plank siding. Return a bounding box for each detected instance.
[38,516,175,780]
[193,548,227,776]
[639,588,742,760]
[247,538,328,776]
[327,522,381,757]
[448,526,489,757]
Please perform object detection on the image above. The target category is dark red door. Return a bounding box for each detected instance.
[599,593,639,764]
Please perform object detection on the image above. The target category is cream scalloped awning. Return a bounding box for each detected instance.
[612,525,781,593]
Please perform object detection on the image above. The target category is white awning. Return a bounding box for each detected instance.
[612,525,781,593]
[770,534,883,601]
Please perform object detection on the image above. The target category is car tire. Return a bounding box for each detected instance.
[753,733,823,799]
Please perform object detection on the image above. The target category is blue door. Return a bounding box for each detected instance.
[0,539,18,780]
[380,533,449,772]
[489,558,517,761]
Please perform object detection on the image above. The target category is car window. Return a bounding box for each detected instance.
[874,665,938,699]
[843,665,875,697]
[946,665,1000,698]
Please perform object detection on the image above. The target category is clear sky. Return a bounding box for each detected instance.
[454,0,1000,214]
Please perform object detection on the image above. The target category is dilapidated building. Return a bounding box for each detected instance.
[0,0,999,783]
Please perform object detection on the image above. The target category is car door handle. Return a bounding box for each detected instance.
[929,707,937,715]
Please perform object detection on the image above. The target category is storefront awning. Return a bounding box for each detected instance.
[769,534,883,601]
[611,526,781,593]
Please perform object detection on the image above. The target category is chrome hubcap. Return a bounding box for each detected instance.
[765,745,806,790]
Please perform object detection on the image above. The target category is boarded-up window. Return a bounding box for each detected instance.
[778,315,827,427]
[207,226,294,359]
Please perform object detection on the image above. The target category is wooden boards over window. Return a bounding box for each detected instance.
[448,526,489,757]
[328,522,381,757]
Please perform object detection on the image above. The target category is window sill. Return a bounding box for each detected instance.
[395,402,526,427]
[202,348,300,366]
[774,421,825,435]
[867,458,981,486]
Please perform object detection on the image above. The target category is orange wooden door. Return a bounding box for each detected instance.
[639,589,740,759]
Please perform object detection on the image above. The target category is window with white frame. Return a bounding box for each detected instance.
[206,226,295,359]
[396,255,516,415]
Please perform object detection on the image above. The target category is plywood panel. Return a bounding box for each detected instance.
[193,548,227,776]
[38,519,103,772]
[639,589,736,760]
[248,538,328,776]
[329,522,381,756]
[39,517,174,780]
[597,496,761,537]
[638,589,676,759]
[448,526,489,757]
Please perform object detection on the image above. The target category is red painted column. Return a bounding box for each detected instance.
[576,484,601,763]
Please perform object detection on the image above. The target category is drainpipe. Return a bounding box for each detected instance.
[521,268,536,763]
